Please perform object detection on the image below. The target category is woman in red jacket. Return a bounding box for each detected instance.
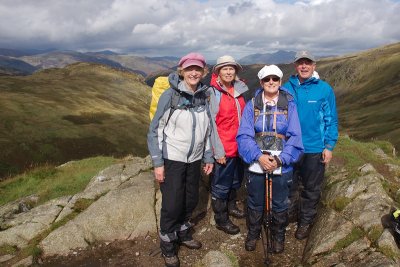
[209,55,249,235]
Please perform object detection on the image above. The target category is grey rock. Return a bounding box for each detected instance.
[385,163,400,174]
[0,195,39,222]
[201,250,234,267]
[374,148,390,160]
[377,229,400,257]
[325,173,389,204]
[0,196,69,248]
[304,164,397,266]
[0,254,14,263]
[40,172,156,256]
[55,157,152,223]
[358,163,376,174]
[303,209,353,260]
[11,256,33,267]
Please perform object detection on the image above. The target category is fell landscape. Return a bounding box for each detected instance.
[0,63,150,178]
[0,41,400,266]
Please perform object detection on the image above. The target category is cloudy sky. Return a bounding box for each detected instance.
[1,0,399,60]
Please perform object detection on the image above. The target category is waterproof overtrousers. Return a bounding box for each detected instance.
[228,189,245,218]
[271,210,289,253]
[212,197,240,235]
[245,208,263,251]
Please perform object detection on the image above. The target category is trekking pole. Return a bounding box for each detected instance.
[261,171,273,266]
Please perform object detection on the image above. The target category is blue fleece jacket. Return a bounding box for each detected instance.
[284,75,338,153]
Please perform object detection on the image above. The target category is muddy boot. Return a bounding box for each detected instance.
[228,189,245,219]
[160,239,179,267]
[212,197,240,235]
[178,228,202,249]
[295,223,312,240]
[271,210,289,254]
[245,208,263,251]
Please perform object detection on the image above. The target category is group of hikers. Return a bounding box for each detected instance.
[147,50,339,267]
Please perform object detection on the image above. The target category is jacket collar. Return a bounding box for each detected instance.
[254,88,288,111]
[168,72,208,95]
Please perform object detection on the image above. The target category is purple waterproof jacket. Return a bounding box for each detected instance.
[236,87,304,173]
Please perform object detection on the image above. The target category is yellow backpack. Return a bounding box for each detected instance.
[149,76,170,121]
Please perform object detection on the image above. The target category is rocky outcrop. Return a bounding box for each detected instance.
[0,196,70,248]
[303,162,400,266]
[0,156,155,262]
[1,151,400,266]
[40,157,155,257]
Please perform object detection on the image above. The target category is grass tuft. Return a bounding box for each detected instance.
[0,156,116,206]
[328,196,352,212]
[333,227,364,252]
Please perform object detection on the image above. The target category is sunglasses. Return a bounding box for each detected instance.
[262,76,280,82]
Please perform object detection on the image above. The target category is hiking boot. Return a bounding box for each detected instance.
[228,190,245,219]
[216,220,240,235]
[212,197,240,235]
[180,239,202,249]
[228,205,246,219]
[295,224,312,240]
[273,240,284,254]
[245,238,257,251]
[163,254,180,267]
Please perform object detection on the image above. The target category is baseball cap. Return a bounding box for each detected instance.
[294,50,316,63]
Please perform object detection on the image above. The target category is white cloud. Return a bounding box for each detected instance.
[0,0,399,59]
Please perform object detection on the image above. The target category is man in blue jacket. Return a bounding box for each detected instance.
[284,51,338,240]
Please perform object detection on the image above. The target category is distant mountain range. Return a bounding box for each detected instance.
[0,48,179,77]
[0,48,318,77]
[239,50,296,64]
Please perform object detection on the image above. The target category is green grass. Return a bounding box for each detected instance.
[327,136,400,206]
[333,227,364,252]
[0,62,151,178]
[334,136,398,168]
[328,196,352,212]
[222,249,239,267]
[368,225,384,244]
[378,245,400,261]
[0,244,17,255]
[0,156,116,206]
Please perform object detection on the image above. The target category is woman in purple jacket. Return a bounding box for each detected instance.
[237,65,303,253]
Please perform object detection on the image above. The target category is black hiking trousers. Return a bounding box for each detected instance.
[160,159,201,236]
[289,153,325,226]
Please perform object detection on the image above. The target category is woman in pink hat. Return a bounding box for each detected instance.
[147,52,214,267]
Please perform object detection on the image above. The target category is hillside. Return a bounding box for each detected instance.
[0,56,37,76]
[315,42,400,149]
[0,62,150,178]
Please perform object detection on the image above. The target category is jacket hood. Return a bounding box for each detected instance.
[168,72,208,95]
[253,87,293,111]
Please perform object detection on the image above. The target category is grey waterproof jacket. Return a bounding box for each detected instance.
[147,72,214,167]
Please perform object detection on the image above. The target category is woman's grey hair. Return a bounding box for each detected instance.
[177,66,209,78]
